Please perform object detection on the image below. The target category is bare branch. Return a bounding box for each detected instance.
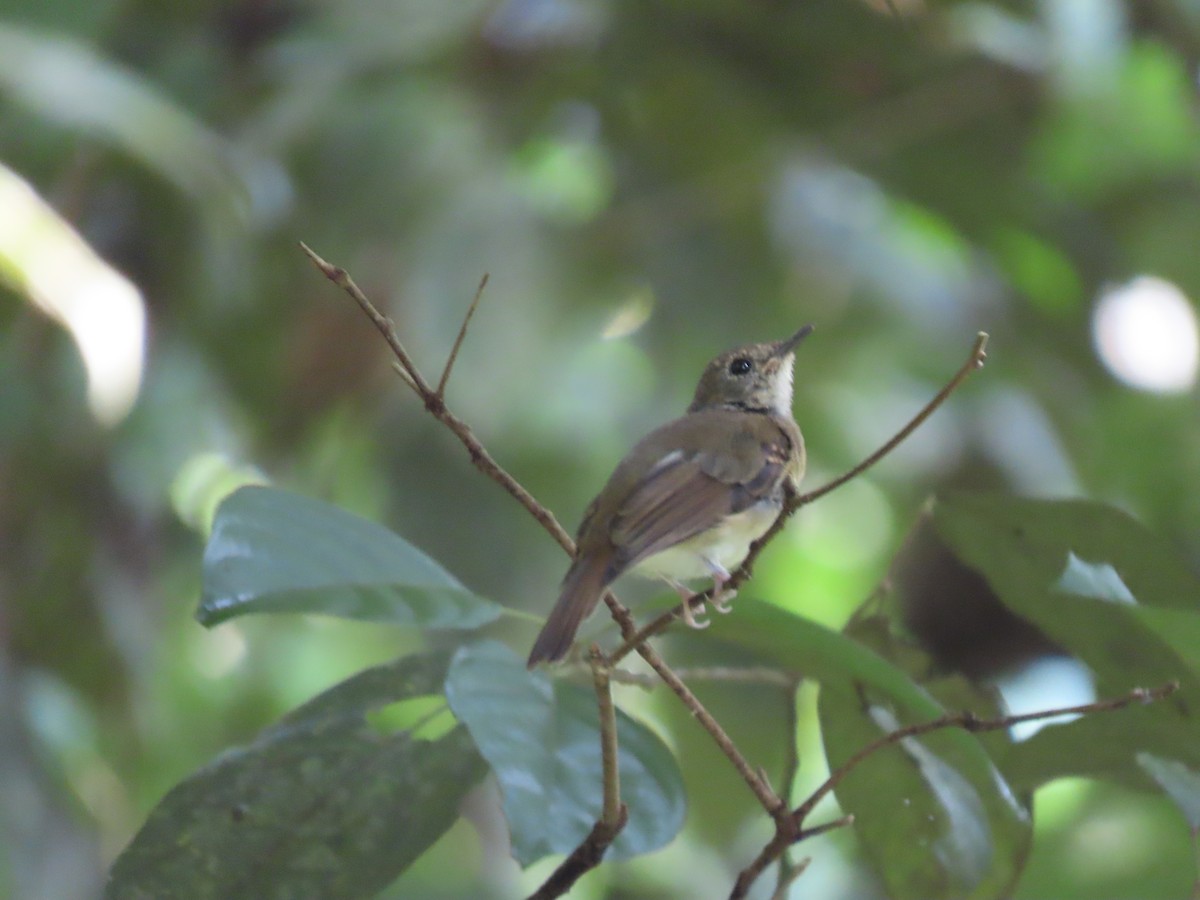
[793,679,1179,826]
[771,855,812,900]
[772,676,805,896]
[731,680,1180,899]
[590,647,623,828]
[601,589,791,824]
[526,807,629,900]
[300,242,433,394]
[437,273,489,399]
[526,648,628,900]
[389,360,419,394]
[303,244,574,554]
[796,331,988,506]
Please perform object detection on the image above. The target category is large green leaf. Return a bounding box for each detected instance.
[715,602,1030,900]
[818,681,1029,900]
[932,494,1200,676]
[199,485,502,628]
[106,652,487,900]
[931,492,1200,788]
[443,640,685,865]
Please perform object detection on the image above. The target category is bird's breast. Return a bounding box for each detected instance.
[631,497,782,582]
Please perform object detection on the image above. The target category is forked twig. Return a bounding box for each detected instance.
[793,679,1179,826]
[729,680,1181,899]
[527,809,629,900]
[300,243,574,554]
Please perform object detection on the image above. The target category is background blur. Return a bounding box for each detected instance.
[2,1,1199,898]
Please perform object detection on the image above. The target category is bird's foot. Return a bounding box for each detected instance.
[667,579,711,629]
[710,589,736,614]
[679,594,711,629]
[704,558,737,614]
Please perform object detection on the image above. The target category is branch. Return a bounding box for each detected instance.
[603,589,791,824]
[301,244,574,555]
[731,680,1181,899]
[772,676,806,897]
[591,647,623,829]
[794,679,1179,825]
[796,331,988,506]
[608,332,989,665]
[526,809,629,900]
[528,648,628,900]
[731,816,853,900]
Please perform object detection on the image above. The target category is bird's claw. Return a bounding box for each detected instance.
[679,597,711,630]
[703,556,736,614]
[710,588,736,614]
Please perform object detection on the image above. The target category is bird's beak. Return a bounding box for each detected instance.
[775,324,814,357]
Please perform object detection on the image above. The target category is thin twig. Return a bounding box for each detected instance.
[437,273,488,399]
[796,331,988,507]
[794,679,1179,825]
[526,647,628,900]
[590,647,623,828]
[300,242,434,394]
[302,243,574,554]
[390,360,420,394]
[731,681,1180,899]
[772,677,805,897]
[608,332,989,666]
[732,819,851,900]
[601,588,791,824]
[771,855,812,900]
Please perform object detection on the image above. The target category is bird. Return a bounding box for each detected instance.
[527,325,811,667]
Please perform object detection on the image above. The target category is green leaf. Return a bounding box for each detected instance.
[819,681,1028,900]
[930,492,1200,694]
[1138,753,1200,831]
[714,603,1030,900]
[106,653,487,900]
[931,492,1200,788]
[199,485,502,628]
[443,640,685,865]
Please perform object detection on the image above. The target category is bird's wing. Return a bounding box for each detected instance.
[608,413,790,570]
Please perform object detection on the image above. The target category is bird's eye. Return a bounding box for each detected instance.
[729,357,753,375]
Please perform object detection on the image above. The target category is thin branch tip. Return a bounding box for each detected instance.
[437,272,491,398]
[972,331,989,366]
[298,241,339,279]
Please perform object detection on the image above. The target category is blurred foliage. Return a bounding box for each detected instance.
[2,0,1199,898]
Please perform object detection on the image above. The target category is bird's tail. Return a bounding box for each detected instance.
[527,554,610,668]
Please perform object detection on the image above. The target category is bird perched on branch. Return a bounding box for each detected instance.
[527,326,812,667]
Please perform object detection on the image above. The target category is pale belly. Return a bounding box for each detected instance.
[631,499,781,582]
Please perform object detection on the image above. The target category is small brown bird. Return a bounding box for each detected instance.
[527,326,811,667]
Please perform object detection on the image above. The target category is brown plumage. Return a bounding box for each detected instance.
[527,326,811,667]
